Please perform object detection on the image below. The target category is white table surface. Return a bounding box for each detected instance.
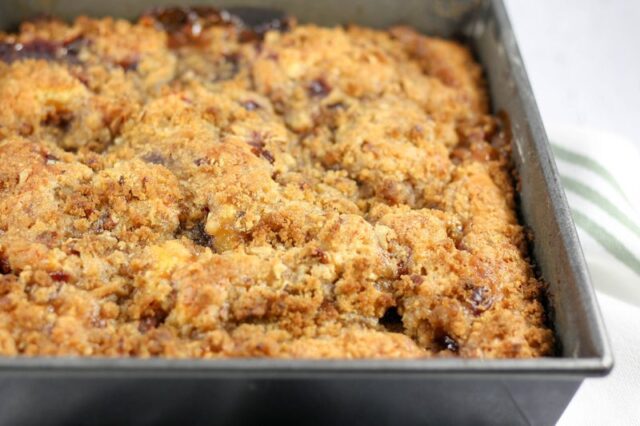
[505,0,640,147]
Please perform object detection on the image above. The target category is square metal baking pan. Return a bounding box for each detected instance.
[0,0,612,424]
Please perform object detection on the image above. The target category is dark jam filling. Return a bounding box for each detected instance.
[0,36,140,71]
[0,37,86,64]
[379,307,404,333]
[143,6,240,35]
[1,7,291,65]
[143,6,291,47]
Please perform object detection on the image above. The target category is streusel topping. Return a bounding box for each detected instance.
[0,8,553,358]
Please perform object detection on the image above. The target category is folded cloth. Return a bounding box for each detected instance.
[549,126,640,425]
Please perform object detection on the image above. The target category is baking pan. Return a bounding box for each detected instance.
[0,0,612,424]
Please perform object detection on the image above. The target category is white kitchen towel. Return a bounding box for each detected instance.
[549,126,640,425]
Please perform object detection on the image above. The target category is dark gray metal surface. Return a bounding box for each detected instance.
[0,377,582,425]
[0,0,612,424]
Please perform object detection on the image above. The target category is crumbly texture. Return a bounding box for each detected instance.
[0,9,553,358]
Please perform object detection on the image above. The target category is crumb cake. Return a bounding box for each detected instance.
[0,8,554,358]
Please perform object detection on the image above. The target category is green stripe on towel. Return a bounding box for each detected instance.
[561,175,640,238]
[571,209,640,276]
[552,143,630,203]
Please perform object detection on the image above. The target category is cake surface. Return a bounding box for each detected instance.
[0,8,553,358]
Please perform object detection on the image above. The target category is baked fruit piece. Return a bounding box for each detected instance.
[0,9,553,358]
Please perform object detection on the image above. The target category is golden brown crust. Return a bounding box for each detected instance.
[0,12,553,359]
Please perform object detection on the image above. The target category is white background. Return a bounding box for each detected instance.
[505,0,640,147]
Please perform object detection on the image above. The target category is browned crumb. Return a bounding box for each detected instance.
[0,8,553,359]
